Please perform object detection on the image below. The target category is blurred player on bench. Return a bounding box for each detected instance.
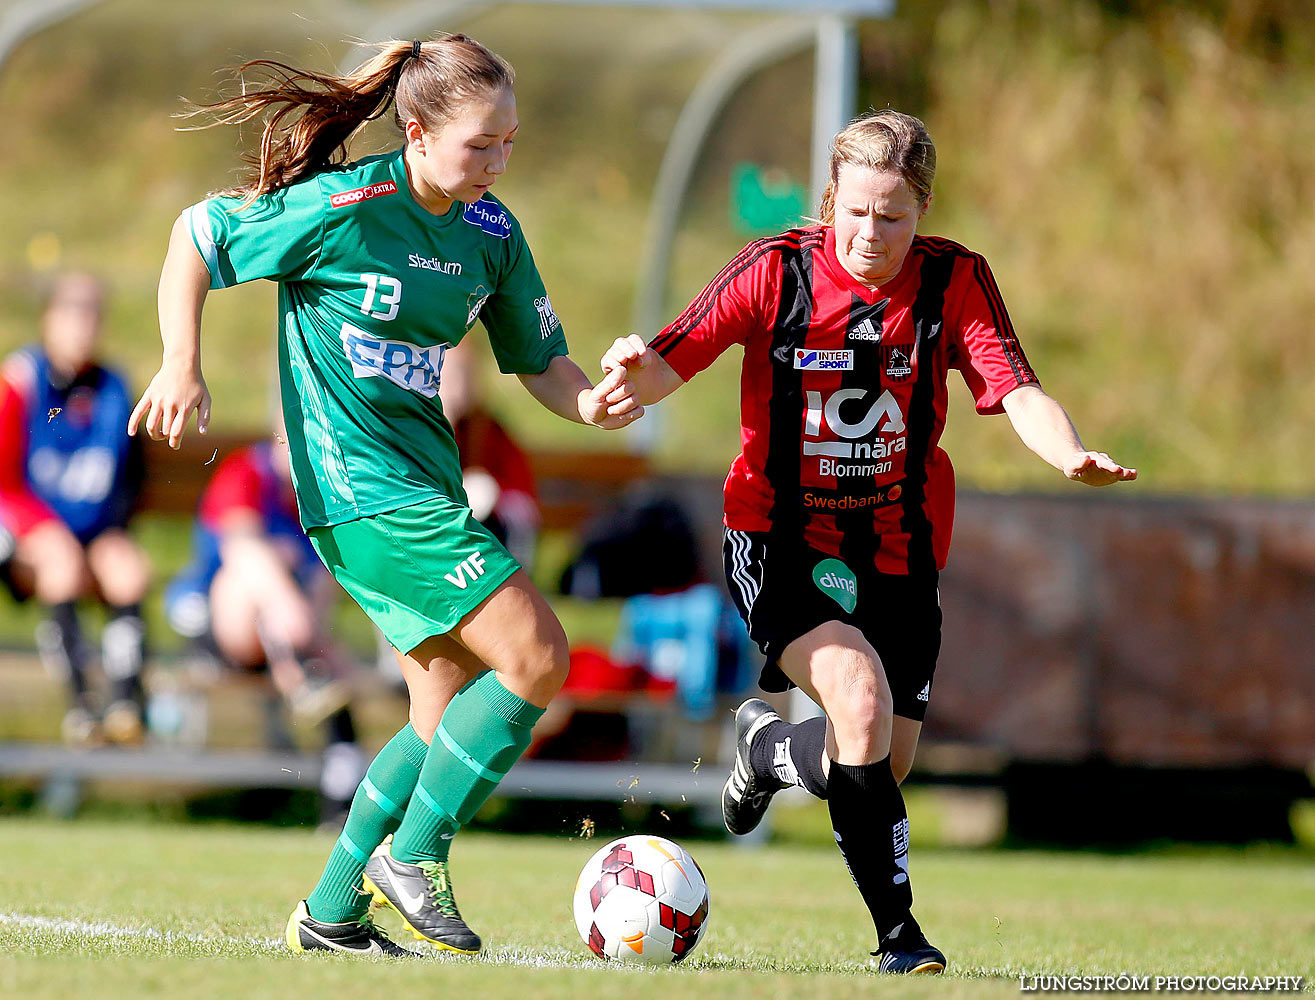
[164,432,365,820]
[0,273,151,745]
[439,338,540,570]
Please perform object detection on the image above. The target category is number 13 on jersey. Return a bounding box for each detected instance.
[360,273,401,321]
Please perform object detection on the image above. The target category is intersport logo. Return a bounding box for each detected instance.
[330,181,398,208]
[794,349,853,371]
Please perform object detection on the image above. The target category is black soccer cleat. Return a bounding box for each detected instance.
[721,698,786,836]
[362,853,481,954]
[872,918,947,975]
[284,900,415,957]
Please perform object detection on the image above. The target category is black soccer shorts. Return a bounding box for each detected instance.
[722,528,941,722]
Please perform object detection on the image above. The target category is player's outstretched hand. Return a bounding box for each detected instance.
[600,334,653,375]
[1064,451,1138,487]
[128,363,211,449]
[580,363,644,430]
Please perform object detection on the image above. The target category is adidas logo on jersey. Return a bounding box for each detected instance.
[917,681,930,702]
[849,318,881,342]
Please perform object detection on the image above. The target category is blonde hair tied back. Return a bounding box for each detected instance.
[817,109,936,225]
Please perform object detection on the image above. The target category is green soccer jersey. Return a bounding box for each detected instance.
[185,148,568,527]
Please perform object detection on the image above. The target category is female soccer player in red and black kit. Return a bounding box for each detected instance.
[602,110,1136,974]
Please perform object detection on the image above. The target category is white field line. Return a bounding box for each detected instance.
[0,911,642,971]
[1,911,284,956]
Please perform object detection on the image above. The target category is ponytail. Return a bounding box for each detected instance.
[183,34,513,206]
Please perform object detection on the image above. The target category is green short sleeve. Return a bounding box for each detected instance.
[185,181,326,290]
[479,213,568,375]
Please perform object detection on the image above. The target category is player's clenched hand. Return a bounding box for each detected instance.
[128,363,211,449]
[1063,451,1138,487]
[579,363,644,430]
[600,334,653,374]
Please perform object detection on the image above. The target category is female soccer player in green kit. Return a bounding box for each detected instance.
[129,34,643,957]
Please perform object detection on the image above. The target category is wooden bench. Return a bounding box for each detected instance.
[137,432,650,530]
[0,742,724,807]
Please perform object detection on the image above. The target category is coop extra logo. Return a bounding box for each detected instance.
[329,181,398,208]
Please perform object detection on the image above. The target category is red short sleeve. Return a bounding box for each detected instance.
[948,252,1039,414]
[648,238,780,381]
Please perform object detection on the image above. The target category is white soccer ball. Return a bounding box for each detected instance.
[572,835,711,965]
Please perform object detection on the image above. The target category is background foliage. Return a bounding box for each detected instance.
[1,0,1312,493]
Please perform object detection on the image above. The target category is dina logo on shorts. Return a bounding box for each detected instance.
[812,558,857,613]
[444,552,487,590]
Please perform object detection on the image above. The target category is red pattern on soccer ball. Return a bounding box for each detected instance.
[587,922,607,958]
[658,902,675,930]
[587,841,660,912]
[601,845,633,872]
[577,838,710,964]
[670,898,709,962]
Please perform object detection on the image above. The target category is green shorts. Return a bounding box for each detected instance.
[308,495,520,655]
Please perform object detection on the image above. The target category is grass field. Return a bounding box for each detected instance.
[0,818,1311,999]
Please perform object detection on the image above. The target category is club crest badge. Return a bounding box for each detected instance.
[881,345,913,381]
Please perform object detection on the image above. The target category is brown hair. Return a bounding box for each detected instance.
[185,34,514,205]
[817,110,936,225]
[45,272,105,312]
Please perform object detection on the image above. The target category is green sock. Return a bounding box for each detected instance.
[390,672,545,864]
[305,722,429,923]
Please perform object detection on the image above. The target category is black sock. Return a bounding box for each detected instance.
[261,684,295,750]
[103,604,146,706]
[749,716,829,798]
[323,706,357,745]
[40,602,90,706]
[826,756,913,943]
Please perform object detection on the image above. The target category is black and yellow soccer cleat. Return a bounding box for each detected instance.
[721,698,786,835]
[872,918,947,975]
[362,853,481,954]
[284,900,416,957]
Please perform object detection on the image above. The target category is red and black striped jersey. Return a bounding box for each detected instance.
[650,226,1038,575]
